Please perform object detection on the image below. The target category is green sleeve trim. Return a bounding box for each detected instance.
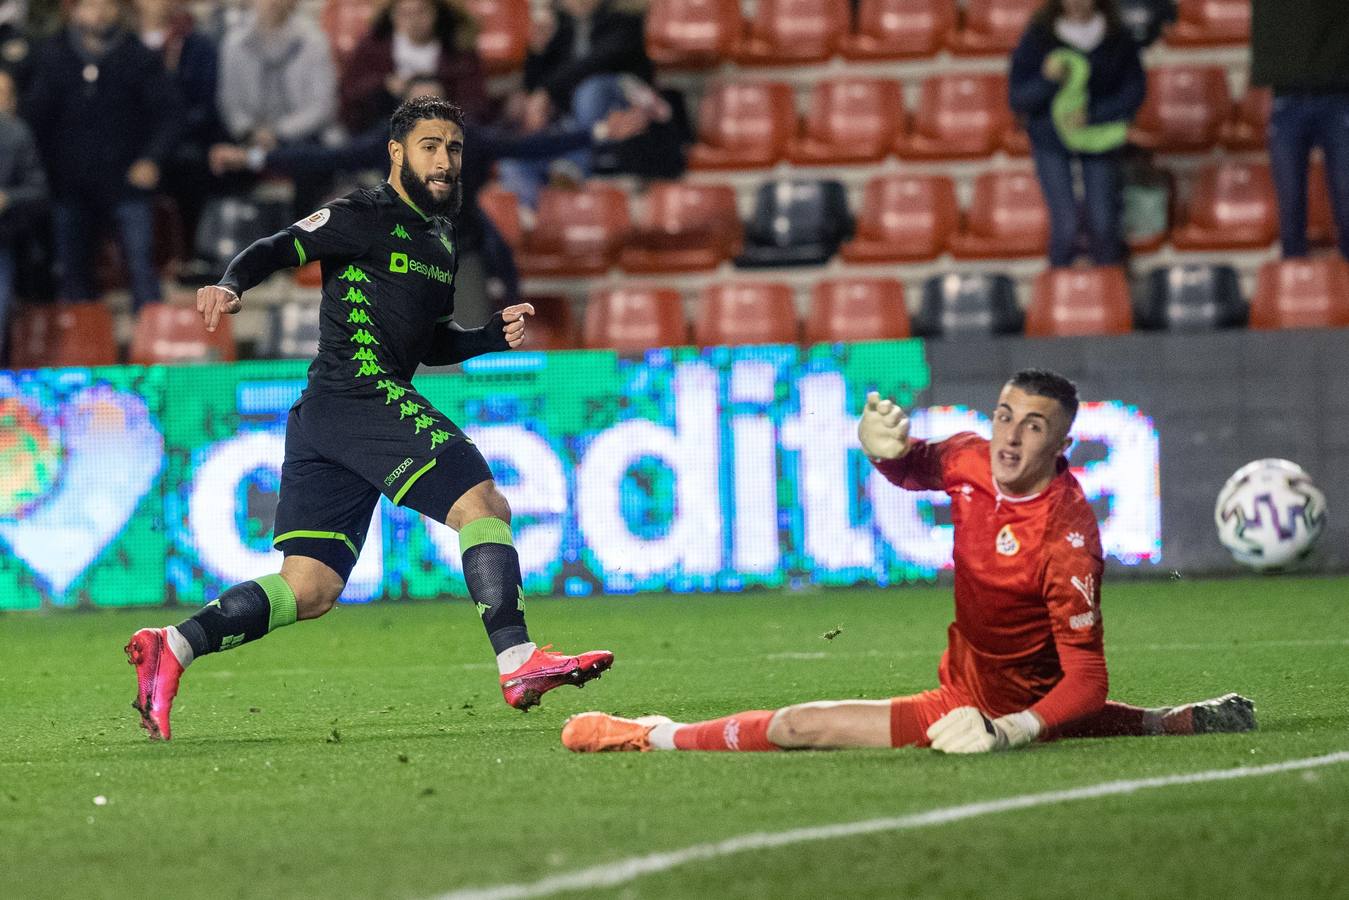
[436,315,454,323]
[392,458,438,505]
[293,237,308,267]
[273,530,358,559]
[255,573,298,631]
[459,516,514,551]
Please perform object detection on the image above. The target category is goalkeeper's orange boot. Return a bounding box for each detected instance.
[125,628,184,740]
[500,644,613,711]
[561,712,673,752]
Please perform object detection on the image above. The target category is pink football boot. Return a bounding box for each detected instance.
[125,628,184,740]
[500,644,614,711]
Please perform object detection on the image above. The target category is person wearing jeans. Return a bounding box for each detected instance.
[1010,0,1144,267]
[1252,1,1349,259]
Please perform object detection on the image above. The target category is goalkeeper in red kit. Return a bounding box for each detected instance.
[563,369,1255,755]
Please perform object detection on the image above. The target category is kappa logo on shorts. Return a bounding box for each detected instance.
[295,209,330,232]
[996,524,1020,556]
[385,457,415,486]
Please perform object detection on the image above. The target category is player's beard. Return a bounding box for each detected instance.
[400,159,462,219]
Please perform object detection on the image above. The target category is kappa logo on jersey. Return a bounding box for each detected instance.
[391,224,411,240]
[996,524,1020,556]
[1069,573,1098,629]
[384,457,415,486]
[295,209,330,232]
[1066,531,1085,548]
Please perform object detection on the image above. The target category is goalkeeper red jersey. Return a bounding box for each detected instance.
[873,432,1108,732]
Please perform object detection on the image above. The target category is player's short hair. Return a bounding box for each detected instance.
[1007,369,1079,427]
[390,95,465,144]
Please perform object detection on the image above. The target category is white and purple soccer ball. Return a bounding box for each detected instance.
[1215,459,1327,571]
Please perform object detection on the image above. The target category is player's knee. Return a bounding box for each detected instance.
[447,480,512,530]
[766,705,832,749]
[281,564,345,620]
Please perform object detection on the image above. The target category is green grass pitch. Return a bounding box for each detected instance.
[3,576,1348,899]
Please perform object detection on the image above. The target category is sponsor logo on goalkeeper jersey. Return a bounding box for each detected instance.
[389,251,453,284]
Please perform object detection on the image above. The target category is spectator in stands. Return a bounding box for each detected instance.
[24,0,180,309]
[0,66,44,360]
[217,0,338,213]
[1251,0,1349,260]
[339,0,488,135]
[0,0,36,93]
[1010,0,1144,268]
[133,0,219,269]
[498,0,656,207]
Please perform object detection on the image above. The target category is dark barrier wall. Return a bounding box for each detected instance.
[0,328,1343,609]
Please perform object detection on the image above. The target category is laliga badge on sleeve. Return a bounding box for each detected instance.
[295,209,331,232]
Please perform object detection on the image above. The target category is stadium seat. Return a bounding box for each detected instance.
[518,295,578,350]
[895,73,1013,160]
[320,0,376,62]
[1250,257,1349,330]
[735,0,849,65]
[1165,0,1250,46]
[1171,162,1278,251]
[688,82,796,171]
[466,0,529,75]
[583,286,688,351]
[261,299,322,359]
[694,282,799,346]
[129,302,237,365]
[644,0,742,68]
[294,262,323,288]
[840,0,955,60]
[1137,264,1246,331]
[841,174,958,263]
[1025,267,1133,337]
[948,171,1049,259]
[8,302,118,369]
[913,272,1023,337]
[514,184,630,277]
[620,182,742,274]
[735,179,851,268]
[1130,66,1230,152]
[478,185,522,251]
[945,0,1039,55]
[1222,86,1272,152]
[788,78,905,165]
[805,278,910,343]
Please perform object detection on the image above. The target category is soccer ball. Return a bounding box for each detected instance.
[1214,459,1327,571]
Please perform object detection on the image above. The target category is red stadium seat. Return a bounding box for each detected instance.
[130,301,237,365]
[841,0,954,61]
[515,184,630,277]
[518,295,578,350]
[805,278,910,343]
[467,0,530,75]
[841,174,958,263]
[1025,267,1133,337]
[583,286,688,351]
[946,0,1039,55]
[688,82,796,171]
[478,184,522,251]
[321,0,376,63]
[1250,257,1349,330]
[645,0,742,68]
[948,170,1049,259]
[1222,86,1272,152]
[895,73,1013,160]
[694,282,799,346]
[294,262,323,287]
[1172,162,1278,251]
[621,182,742,274]
[736,0,849,66]
[8,303,118,369]
[1130,66,1231,152]
[1165,0,1250,46]
[1306,161,1337,249]
[788,78,905,165]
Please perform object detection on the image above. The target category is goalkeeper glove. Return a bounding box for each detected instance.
[926,707,1042,754]
[858,391,911,461]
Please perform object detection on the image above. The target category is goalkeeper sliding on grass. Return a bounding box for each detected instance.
[564,369,1255,755]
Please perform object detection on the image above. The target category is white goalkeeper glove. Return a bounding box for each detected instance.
[926,707,1042,754]
[858,391,911,461]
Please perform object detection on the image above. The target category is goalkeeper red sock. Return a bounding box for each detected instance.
[673,710,780,751]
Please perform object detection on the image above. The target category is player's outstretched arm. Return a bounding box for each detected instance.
[858,391,912,461]
[423,303,535,366]
[201,230,306,331]
[926,706,1043,754]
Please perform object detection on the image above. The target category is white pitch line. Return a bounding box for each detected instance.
[435,751,1349,900]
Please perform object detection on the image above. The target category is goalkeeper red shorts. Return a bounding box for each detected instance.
[889,684,972,748]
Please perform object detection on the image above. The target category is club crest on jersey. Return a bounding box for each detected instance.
[996,524,1020,556]
[295,209,330,232]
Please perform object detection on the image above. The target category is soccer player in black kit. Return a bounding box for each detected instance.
[125,95,613,740]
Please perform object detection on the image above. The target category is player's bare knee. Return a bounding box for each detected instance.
[446,480,512,531]
[280,561,345,620]
[767,705,831,749]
